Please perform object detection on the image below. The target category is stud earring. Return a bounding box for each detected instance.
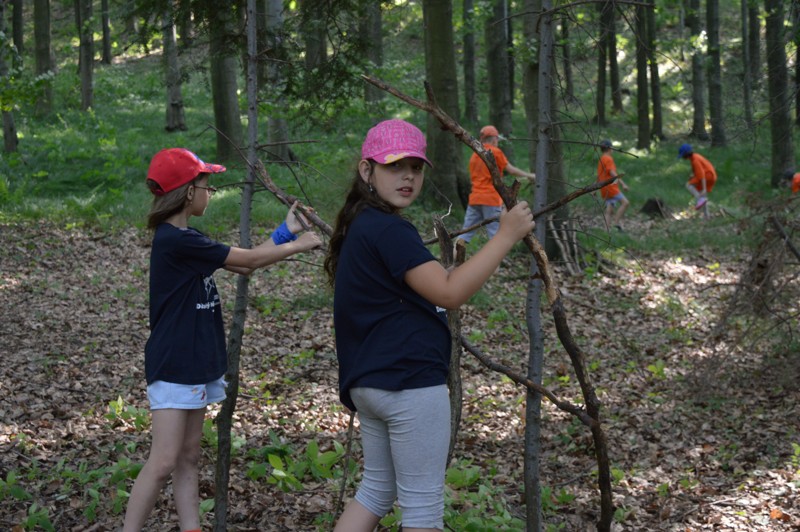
[368,183,374,192]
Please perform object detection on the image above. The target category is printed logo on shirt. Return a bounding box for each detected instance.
[436,306,447,314]
[197,276,221,311]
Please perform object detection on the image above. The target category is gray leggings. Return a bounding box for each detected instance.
[350,385,450,529]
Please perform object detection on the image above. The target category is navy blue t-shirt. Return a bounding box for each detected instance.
[334,207,451,411]
[145,224,231,385]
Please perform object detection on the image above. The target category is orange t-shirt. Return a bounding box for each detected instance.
[597,153,619,199]
[468,144,508,207]
[792,173,800,193]
[688,153,717,193]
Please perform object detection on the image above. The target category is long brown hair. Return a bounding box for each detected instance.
[146,179,193,230]
[324,162,399,286]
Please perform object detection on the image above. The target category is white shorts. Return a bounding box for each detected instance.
[147,376,227,410]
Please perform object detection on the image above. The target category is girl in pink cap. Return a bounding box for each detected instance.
[122,148,322,532]
[324,120,534,531]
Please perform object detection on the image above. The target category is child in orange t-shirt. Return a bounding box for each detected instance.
[596,139,630,231]
[678,143,716,217]
[783,170,800,193]
[457,125,536,244]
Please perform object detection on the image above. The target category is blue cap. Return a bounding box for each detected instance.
[678,143,693,159]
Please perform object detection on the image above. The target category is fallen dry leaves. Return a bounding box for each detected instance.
[0,219,798,531]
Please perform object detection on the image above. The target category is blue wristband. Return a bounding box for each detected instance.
[271,221,298,245]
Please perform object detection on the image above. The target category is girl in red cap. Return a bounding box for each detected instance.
[325,120,534,531]
[122,148,321,532]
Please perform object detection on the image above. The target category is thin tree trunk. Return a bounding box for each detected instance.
[706,0,726,146]
[765,0,794,187]
[0,0,18,152]
[486,0,513,154]
[595,0,609,125]
[163,1,186,132]
[361,1,383,104]
[265,0,291,165]
[636,2,650,149]
[791,0,800,125]
[76,0,94,111]
[687,0,708,139]
[741,0,754,129]
[463,0,478,126]
[646,0,664,139]
[748,3,760,85]
[101,0,111,64]
[608,2,623,113]
[12,0,23,55]
[560,20,574,102]
[301,0,326,69]
[507,13,515,111]
[34,0,54,116]
[213,2,257,530]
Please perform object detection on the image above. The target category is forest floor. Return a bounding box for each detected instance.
[1,214,799,532]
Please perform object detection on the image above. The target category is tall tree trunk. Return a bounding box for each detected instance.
[560,20,574,103]
[300,0,326,70]
[422,0,469,208]
[76,0,93,111]
[463,0,478,126]
[486,0,513,156]
[748,3,760,85]
[765,0,794,187]
[12,0,23,55]
[361,1,383,104]
[209,2,243,161]
[101,0,111,64]
[163,1,186,132]
[686,0,708,139]
[265,0,291,164]
[522,1,544,529]
[34,0,54,116]
[646,0,664,139]
[177,1,193,49]
[706,0,726,146]
[791,0,800,125]
[607,2,623,113]
[741,0,754,129]
[507,13,515,111]
[635,2,650,149]
[214,1,257,530]
[595,1,609,125]
[0,0,18,152]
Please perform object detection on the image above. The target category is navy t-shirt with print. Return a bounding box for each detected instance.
[334,207,451,411]
[145,224,231,385]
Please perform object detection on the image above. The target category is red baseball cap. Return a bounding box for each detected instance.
[147,148,226,195]
[480,125,500,139]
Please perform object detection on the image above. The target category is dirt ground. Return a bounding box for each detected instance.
[1,219,798,531]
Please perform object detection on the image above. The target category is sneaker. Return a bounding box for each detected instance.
[695,197,708,210]
[615,225,624,232]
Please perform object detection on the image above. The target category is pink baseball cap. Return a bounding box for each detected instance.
[147,148,226,195]
[361,119,432,167]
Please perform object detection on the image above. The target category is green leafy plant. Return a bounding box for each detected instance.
[105,396,150,431]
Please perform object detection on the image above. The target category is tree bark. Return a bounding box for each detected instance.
[300,0,326,69]
[635,2,650,149]
[0,0,18,153]
[686,0,708,139]
[560,19,574,103]
[208,1,243,161]
[76,0,94,111]
[607,2,623,113]
[741,0,753,129]
[265,0,292,165]
[422,0,469,208]
[706,0,726,146]
[646,0,664,139]
[595,1,609,125]
[361,1,383,104]
[765,0,794,187]
[163,1,186,132]
[748,2,760,85]
[214,2,258,530]
[100,0,111,64]
[34,0,54,116]
[486,0,513,156]
[12,0,23,55]
[463,0,478,126]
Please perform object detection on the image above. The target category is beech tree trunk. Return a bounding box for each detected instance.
[163,1,186,132]
[422,0,469,208]
[0,0,18,152]
[635,2,650,149]
[741,0,753,129]
[76,0,93,111]
[486,0,513,155]
[706,0,726,146]
[361,1,383,104]
[607,2,623,113]
[765,0,794,187]
[12,0,23,55]
[646,0,664,139]
[34,0,53,116]
[208,1,243,161]
[265,0,291,164]
[748,2,760,84]
[595,0,609,125]
[463,0,478,126]
[686,0,708,139]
